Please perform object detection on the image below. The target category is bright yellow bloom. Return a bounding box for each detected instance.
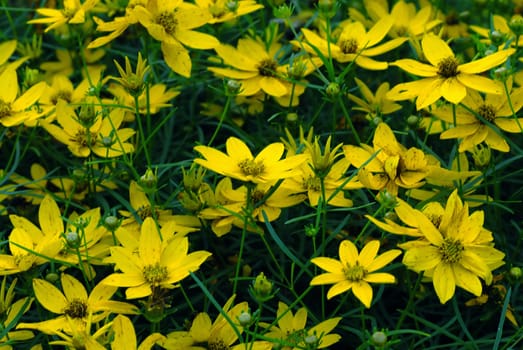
[194,136,308,184]
[43,102,135,158]
[163,295,272,350]
[310,240,401,308]
[208,35,289,97]
[195,0,263,24]
[430,87,523,152]
[103,217,211,299]
[0,68,46,127]
[16,273,138,334]
[387,34,515,110]
[133,0,219,77]
[348,77,402,120]
[397,190,505,304]
[298,17,407,70]
[27,0,98,32]
[261,302,342,349]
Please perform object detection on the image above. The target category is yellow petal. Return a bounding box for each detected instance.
[459,49,515,74]
[402,246,441,271]
[339,240,358,266]
[112,315,137,350]
[139,217,162,266]
[176,29,219,50]
[440,78,467,104]
[422,34,454,67]
[391,59,438,77]
[39,195,63,237]
[433,263,455,304]
[33,279,68,314]
[456,74,504,94]
[453,264,482,296]
[358,240,379,266]
[364,272,396,284]
[61,274,88,302]
[351,281,373,308]
[161,42,191,78]
[326,280,352,299]
[189,313,212,343]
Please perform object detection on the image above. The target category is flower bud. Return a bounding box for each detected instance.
[238,310,252,327]
[325,82,341,97]
[510,267,522,279]
[249,272,276,302]
[139,168,158,191]
[104,215,121,231]
[225,79,242,96]
[371,331,388,347]
[509,15,523,36]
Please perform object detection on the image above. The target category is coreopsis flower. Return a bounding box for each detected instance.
[27,0,98,32]
[386,33,515,110]
[397,190,505,304]
[195,0,263,24]
[0,195,63,275]
[310,240,401,308]
[362,0,441,38]
[208,35,290,97]
[133,0,219,77]
[261,302,342,349]
[42,102,135,158]
[429,86,523,152]
[199,177,305,235]
[163,295,272,350]
[16,273,138,334]
[194,136,307,184]
[103,217,211,299]
[343,122,453,195]
[297,17,407,70]
[0,68,47,127]
[40,47,106,78]
[347,77,402,121]
[110,315,166,349]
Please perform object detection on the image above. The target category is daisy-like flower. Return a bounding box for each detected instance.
[310,240,401,308]
[208,34,289,97]
[0,68,47,127]
[27,0,98,32]
[347,77,402,121]
[42,101,135,158]
[297,17,407,70]
[133,0,219,77]
[194,136,308,184]
[163,295,272,350]
[195,0,263,24]
[429,86,523,152]
[397,190,505,304]
[343,122,453,195]
[103,217,211,299]
[261,302,342,349]
[386,33,515,110]
[16,273,138,334]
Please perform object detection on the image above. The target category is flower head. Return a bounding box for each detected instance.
[310,239,401,308]
[387,33,515,110]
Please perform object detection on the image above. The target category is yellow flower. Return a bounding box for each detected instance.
[16,273,138,334]
[430,86,523,152]
[195,0,263,24]
[133,0,219,77]
[386,33,515,110]
[194,136,307,184]
[298,17,407,70]
[310,240,401,308]
[163,295,272,350]
[363,0,441,38]
[103,217,211,299]
[470,15,523,48]
[347,77,402,120]
[398,190,505,304]
[27,0,98,32]
[42,102,135,158]
[261,302,342,349]
[111,315,166,349]
[208,35,290,97]
[0,68,47,127]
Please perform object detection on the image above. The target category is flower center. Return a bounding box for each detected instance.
[340,38,358,54]
[304,175,321,192]
[344,264,366,281]
[63,299,88,319]
[208,339,230,350]
[437,57,459,78]
[51,90,72,105]
[477,104,497,123]
[250,189,265,204]
[156,11,177,35]
[143,263,168,285]
[238,158,265,177]
[71,129,98,148]
[439,238,464,263]
[209,4,227,18]
[257,59,278,77]
[0,99,12,119]
[137,205,159,221]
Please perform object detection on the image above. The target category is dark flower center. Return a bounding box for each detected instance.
[437,57,459,78]
[63,299,88,319]
[439,238,464,263]
[156,11,177,35]
[143,263,168,285]
[340,38,358,54]
[477,104,497,123]
[0,99,12,119]
[257,59,278,77]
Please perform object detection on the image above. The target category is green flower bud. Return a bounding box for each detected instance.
[326,82,341,97]
[371,331,388,347]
